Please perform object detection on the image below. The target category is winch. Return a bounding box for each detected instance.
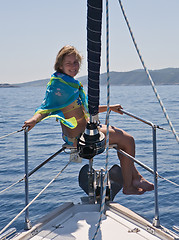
[77,121,105,159]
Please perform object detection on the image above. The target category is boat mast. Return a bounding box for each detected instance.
[77,0,105,160]
[87,0,102,122]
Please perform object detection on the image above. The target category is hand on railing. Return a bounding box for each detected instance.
[109,104,123,114]
[23,119,36,131]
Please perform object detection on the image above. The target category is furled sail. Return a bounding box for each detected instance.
[87,0,102,116]
[77,0,104,159]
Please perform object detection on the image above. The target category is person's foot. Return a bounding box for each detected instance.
[123,186,146,195]
[133,177,154,192]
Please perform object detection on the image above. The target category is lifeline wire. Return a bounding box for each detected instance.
[157,126,179,135]
[115,147,179,187]
[118,0,179,144]
[0,147,66,194]
[0,129,23,140]
[0,159,72,235]
[0,178,24,194]
[92,0,110,239]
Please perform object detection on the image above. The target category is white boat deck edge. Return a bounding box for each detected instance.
[12,202,179,240]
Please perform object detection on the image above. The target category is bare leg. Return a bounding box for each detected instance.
[100,125,154,195]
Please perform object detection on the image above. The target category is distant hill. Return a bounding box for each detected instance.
[0,83,19,88]
[1,68,179,87]
[80,68,179,86]
[99,68,179,86]
[14,78,50,87]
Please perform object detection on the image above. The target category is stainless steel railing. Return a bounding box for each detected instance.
[119,109,160,227]
[23,109,161,229]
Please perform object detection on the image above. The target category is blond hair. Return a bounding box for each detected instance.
[54,45,82,72]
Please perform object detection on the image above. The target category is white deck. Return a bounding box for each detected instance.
[13,202,178,240]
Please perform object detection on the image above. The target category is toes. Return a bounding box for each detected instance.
[123,187,146,195]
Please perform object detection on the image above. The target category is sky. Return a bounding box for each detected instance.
[0,0,179,84]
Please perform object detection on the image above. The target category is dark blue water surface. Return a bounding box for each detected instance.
[0,85,178,234]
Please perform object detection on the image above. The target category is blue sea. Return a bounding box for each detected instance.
[0,84,178,235]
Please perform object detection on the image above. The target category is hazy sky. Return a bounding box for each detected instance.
[0,0,179,84]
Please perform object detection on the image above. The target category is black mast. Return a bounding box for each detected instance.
[77,0,105,159]
[87,0,103,117]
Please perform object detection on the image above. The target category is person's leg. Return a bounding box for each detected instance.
[100,125,154,195]
[62,133,77,146]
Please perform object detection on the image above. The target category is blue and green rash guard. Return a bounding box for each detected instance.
[35,72,88,129]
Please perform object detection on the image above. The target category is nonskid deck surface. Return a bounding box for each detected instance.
[29,212,158,240]
[13,202,178,240]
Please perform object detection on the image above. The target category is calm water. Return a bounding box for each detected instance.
[0,85,178,235]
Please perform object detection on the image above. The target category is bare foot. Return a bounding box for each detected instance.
[123,186,146,195]
[133,178,154,192]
